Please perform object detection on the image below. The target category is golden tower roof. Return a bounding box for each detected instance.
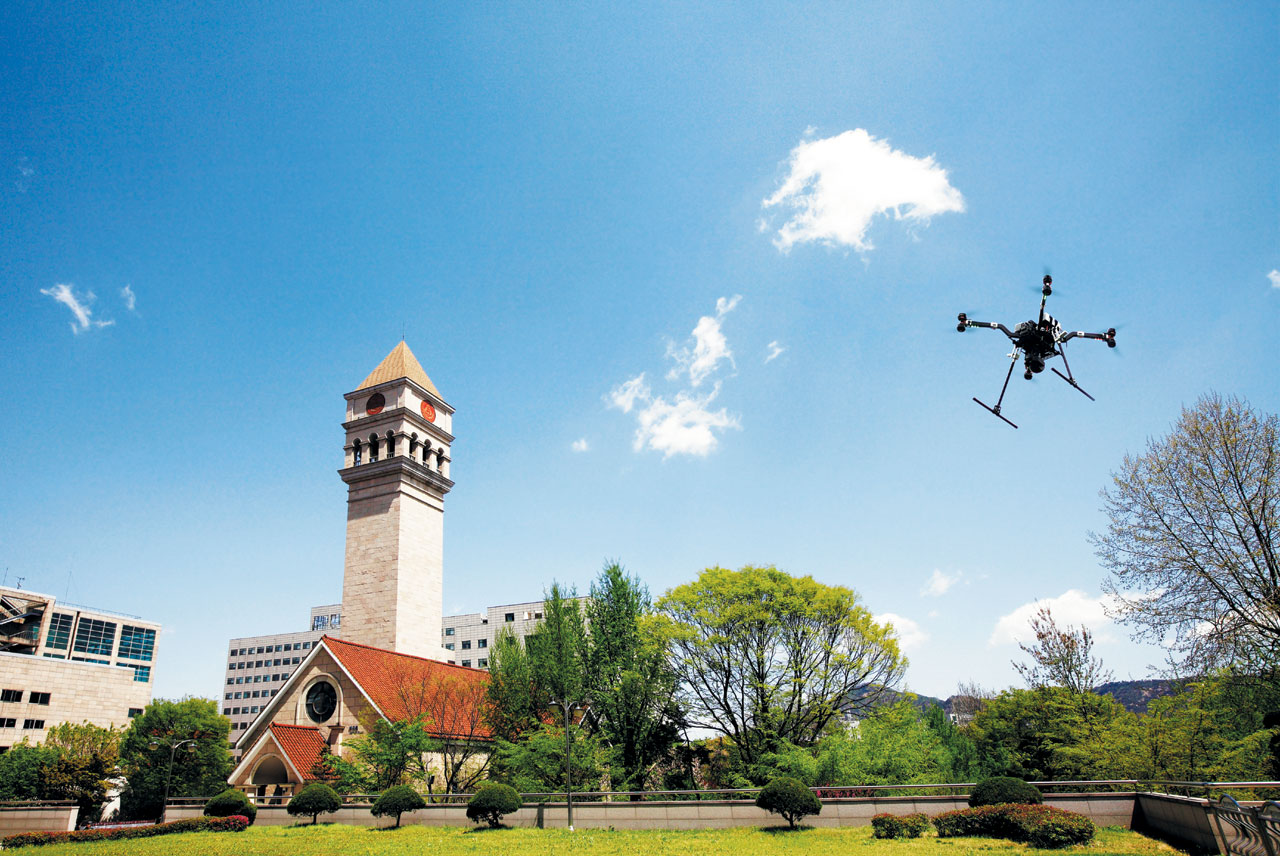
[355,341,441,398]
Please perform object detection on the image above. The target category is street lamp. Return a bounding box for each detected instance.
[148,737,197,824]
[548,697,590,832]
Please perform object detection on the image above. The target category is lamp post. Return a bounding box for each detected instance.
[548,697,589,831]
[148,737,196,824]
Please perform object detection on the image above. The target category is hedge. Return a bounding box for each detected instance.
[2,815,249,849]
[968,776,1043,807]
[934,804,1095,848]
[871,812,930,839]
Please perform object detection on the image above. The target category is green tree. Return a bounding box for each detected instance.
[321,714,437,792]
[658,565,906,766]
[489,722,603,794]
[0,742,60,800]
[1139,674,1278,781]
[1093,393,1280,675]
[286,782,341,825]
[371,784,426,828]
[811,700,954,786]
[485,626,542,742]
[118,698,232,820]
[37,722,123,823]
[583,562,681,791]
[968,687,1137,780]
[527,581,587,705]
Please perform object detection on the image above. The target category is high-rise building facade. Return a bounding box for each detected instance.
[0,585,159,748]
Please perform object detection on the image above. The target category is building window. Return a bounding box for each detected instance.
[444,643,454,651]
[235,678,243,684]
[223,708,231,715]
[444,627,454,636]
[28,692,50,705]
[535,612,543,620]
[72,618,117,657]
[226,679,234,686]
[478,639,487,648]
[478,658,488,668]
[22,720,44,730]
[275,644,283,652]
[303,642,312,649]
[461,640,471,650]
[122,665,150,683]
[313,615,328,630]
[330,614,340,628]
[284,644,292,651]
[224,693,231,700]
[45,613,74,650]
[292,656,300,664]
[0,689,21,703]
[118,625,156,661]
[273,659,281,666]
[238,648,246,656]
[504,613,515,622]
[232,707,240,715]
[0,718,16,728]
[127,708,143,718]
[234,692,242,699]
[255,660,262,668]
[461,660,471,667]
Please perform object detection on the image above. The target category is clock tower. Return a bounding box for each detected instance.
[338,341,454,660]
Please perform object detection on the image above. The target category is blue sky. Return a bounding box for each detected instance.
[2,2,1277,702]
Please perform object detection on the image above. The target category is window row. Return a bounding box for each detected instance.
[229,641,312,657]
[226,673,289,686]
[0,719,45,730]
[223,705,262,716]
[0,689,50,705]
[225,689,278,701]
[448,658,487,668]
[229,657,301,669]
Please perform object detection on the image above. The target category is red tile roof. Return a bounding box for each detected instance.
[269,723,330,781]
[322,636,492,740]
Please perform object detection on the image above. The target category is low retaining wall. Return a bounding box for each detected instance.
[1134,793,1235,854]
[0,803,79,835]
[167,792,1136,831]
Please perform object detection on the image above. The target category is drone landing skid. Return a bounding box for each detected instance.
[972,397,1018,429]
[1050,368,1095,401]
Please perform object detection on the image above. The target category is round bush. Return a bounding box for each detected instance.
[371,785,426,828]
[968,776,1042,807]
[203,789,257,825]
[466,783,522,829]
[286,783,342,825]
[755,777,822,829]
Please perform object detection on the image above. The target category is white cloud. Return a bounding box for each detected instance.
[609,374,650,414]
[121,285,136,311]
[609,298,746,458]
[666,295,741,387]
[40,283,114,334]
[609,377,740,458]
[921,569,960,597]
[989,589,1118,647]
[1268,269,1280,289]
[764,341,785,363]
[571,438,590,453]
[762,128,965,253]
[875,612,929,652]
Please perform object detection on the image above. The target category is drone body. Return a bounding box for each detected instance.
[957,276,1116,428]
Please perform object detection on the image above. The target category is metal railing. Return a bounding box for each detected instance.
[1209,796,1280,856]
[163,779,1280,808]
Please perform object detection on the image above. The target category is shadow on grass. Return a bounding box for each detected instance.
[760,824,815,833]
[464,825,514,833]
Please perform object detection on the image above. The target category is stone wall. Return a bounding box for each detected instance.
[167,791,1137,831]
[1134,793,1222,854]
[0,804,79,835]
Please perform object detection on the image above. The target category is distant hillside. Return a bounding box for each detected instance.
[1094,679,1177,714]
[844,685,947,716]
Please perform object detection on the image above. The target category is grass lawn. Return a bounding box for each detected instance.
[18,825,1188,856]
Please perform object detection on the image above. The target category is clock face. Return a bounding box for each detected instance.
[365,393,385,416]
[420,400,436,422]
[305,681,338,723]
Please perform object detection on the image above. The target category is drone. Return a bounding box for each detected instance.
[956,275,1116,428]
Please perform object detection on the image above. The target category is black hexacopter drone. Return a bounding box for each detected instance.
[956,275,1116,428]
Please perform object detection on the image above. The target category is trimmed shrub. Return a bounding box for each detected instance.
[968,776,1042,807]
[371,785,427,828]
[466,782,522,828]
[3,815,248,849]
[287,783,343,825]
[871,812,930,839]
[934,804,1094,849]
[203,788,257,824]
[755,777,822,829]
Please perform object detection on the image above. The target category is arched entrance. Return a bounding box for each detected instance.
[251,755,291,804]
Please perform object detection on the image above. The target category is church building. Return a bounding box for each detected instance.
[227,343,491,798]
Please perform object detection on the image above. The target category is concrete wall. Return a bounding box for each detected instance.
[167,792,1137,831]
[1134,793,1230,854]
[0,804,79,835]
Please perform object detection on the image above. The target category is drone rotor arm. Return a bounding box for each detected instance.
[958,317,1016,339]
[1069,328,1118,348]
